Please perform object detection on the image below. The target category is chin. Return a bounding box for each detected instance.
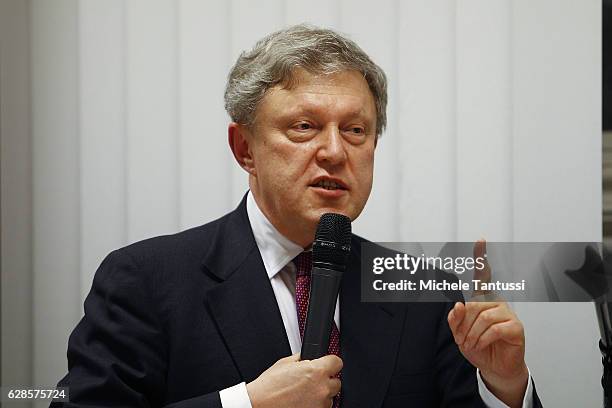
[311,208,355,222]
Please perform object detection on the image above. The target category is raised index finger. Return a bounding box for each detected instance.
[454,301,498,346]
[472,239,492,298]
[447,301,465,334]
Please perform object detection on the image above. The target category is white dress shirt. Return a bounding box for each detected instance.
[219,192,533,408]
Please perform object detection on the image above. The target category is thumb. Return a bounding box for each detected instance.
[275,353,301,366]
[288,352,302,362]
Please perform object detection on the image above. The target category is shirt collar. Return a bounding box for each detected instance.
[246,191,304,280]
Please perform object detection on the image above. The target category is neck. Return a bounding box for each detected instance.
[248,188,314,249]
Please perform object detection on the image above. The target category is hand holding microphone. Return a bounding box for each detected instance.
[246,353,342,408]
[246,213,351,408]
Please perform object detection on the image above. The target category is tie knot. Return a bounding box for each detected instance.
[293,251,312,277]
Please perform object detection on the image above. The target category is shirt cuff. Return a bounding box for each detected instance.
[219,382,253,408]
[477,368,534,408]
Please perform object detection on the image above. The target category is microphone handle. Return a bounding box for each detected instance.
[595,300,612,408]
[596,299,612,348]
[300,266,343,360]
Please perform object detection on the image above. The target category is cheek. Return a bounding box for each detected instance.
[269,145,313,179]
[257,146,310,192]
[355,150,375,189]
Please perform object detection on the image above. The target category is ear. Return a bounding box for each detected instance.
[228,122,256,175]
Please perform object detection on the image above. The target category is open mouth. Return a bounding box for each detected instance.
[310,178,348,191]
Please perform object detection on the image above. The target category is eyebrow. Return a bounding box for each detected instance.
[281,104,371,122]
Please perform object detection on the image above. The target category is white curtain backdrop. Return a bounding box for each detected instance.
[1,0,601,406]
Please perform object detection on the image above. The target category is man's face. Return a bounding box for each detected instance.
[244,69,377,247]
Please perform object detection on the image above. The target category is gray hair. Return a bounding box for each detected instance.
[224,24,388,136]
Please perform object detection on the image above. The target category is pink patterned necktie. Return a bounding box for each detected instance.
[294,251,342,408]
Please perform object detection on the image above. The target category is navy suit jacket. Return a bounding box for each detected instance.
[53,195,542,407]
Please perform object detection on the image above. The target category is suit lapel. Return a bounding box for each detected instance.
[201,195,292,382]
[340,238,407,408]
[200,198,405,404]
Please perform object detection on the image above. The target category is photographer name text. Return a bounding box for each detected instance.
[372,279,526,292]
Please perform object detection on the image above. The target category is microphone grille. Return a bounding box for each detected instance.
[313,213,352,269]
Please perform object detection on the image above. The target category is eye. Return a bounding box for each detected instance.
[293,122,313,131]
[346,126,365,136]
[287,121,318,142]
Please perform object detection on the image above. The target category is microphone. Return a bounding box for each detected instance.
[548,243,612,406]
[300,213,351,360]
[594,246,612,408]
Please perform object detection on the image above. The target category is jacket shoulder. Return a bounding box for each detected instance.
[109,211,236,268]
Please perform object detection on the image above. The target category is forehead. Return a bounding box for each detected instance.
[257,68,376,120]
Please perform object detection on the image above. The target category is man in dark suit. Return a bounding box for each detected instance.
[54,24,542,407]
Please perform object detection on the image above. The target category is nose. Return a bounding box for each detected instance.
[316,125,347,167]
